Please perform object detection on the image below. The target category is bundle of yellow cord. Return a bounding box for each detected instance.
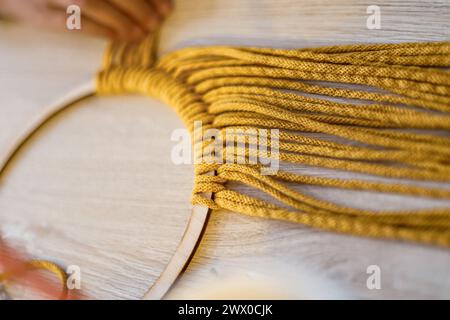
[97,35,450,247]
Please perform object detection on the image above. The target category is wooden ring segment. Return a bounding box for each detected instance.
[0,81,211,300]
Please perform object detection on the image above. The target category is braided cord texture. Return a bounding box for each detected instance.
[97,35,450,247]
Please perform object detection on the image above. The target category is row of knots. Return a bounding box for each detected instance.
[94,34,450,247]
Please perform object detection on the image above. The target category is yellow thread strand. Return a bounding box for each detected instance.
[97,37,450,247]
[0,260,68,300]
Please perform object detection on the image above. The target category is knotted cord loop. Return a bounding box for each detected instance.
[96,35,450,247]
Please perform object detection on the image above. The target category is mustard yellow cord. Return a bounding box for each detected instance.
[96,36,450,247]
[0,260,68,299]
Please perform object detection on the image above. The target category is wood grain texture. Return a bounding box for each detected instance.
[1,0,450,299]
[0,93,196,299]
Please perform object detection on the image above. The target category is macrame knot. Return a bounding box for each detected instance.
[97,35,213,132]
[94,34,450,247]
[193,175,227,194]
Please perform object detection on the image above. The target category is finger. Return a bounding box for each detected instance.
[82,0,145,40]
[26,6,67,32]
[150,0,173,18]
[75,16,117,39]
[107,0,161,32]
[53,0,144,41]
[36,6,116,40]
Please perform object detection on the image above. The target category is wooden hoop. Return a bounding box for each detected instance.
[0,81,211,300]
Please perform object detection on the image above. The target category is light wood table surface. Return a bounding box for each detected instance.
[1,0,450,299]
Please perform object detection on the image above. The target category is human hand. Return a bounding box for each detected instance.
[0,0,172,41]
